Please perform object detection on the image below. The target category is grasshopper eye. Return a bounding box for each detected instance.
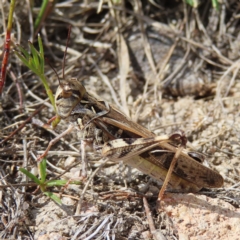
[188,152,205,163]
[55,78,86,119]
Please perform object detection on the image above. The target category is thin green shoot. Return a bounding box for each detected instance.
[19,158,81,204]
[14,34,56,113]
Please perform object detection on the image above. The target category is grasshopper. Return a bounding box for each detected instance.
[38,28,223,199]
[39,76,223,200]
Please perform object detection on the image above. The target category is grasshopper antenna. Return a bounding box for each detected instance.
[62,25,72,79]
[46,25,72,86]
[45,58,61,85]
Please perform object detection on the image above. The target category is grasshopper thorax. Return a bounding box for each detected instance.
[55,78,86,119]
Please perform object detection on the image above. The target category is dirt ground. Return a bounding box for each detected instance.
[1,1,240,239]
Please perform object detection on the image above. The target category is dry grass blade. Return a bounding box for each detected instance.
[143,197,167,240]
[215,60,240,110]
[75,158,110,215]
[0,105,45,144]
[88,56,122,108]
[118,34,130,116]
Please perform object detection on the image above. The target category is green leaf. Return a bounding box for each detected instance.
[44,191,62,205]
[184,0,199,7]
[34,0,54,33]
[212,0,219,10]
[46,179,82,187]
[14,51,30,68]
[29,41,40,72]
[46,179,68,187]
[28,57,34,69]
[38,158,47,182]
[16,44,30,59]
[38,34,45,73]
[19,168,41,185]
[69,180,82,185]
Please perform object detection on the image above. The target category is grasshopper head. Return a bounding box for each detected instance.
[54,26,87,119]
[55,78,86,119]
